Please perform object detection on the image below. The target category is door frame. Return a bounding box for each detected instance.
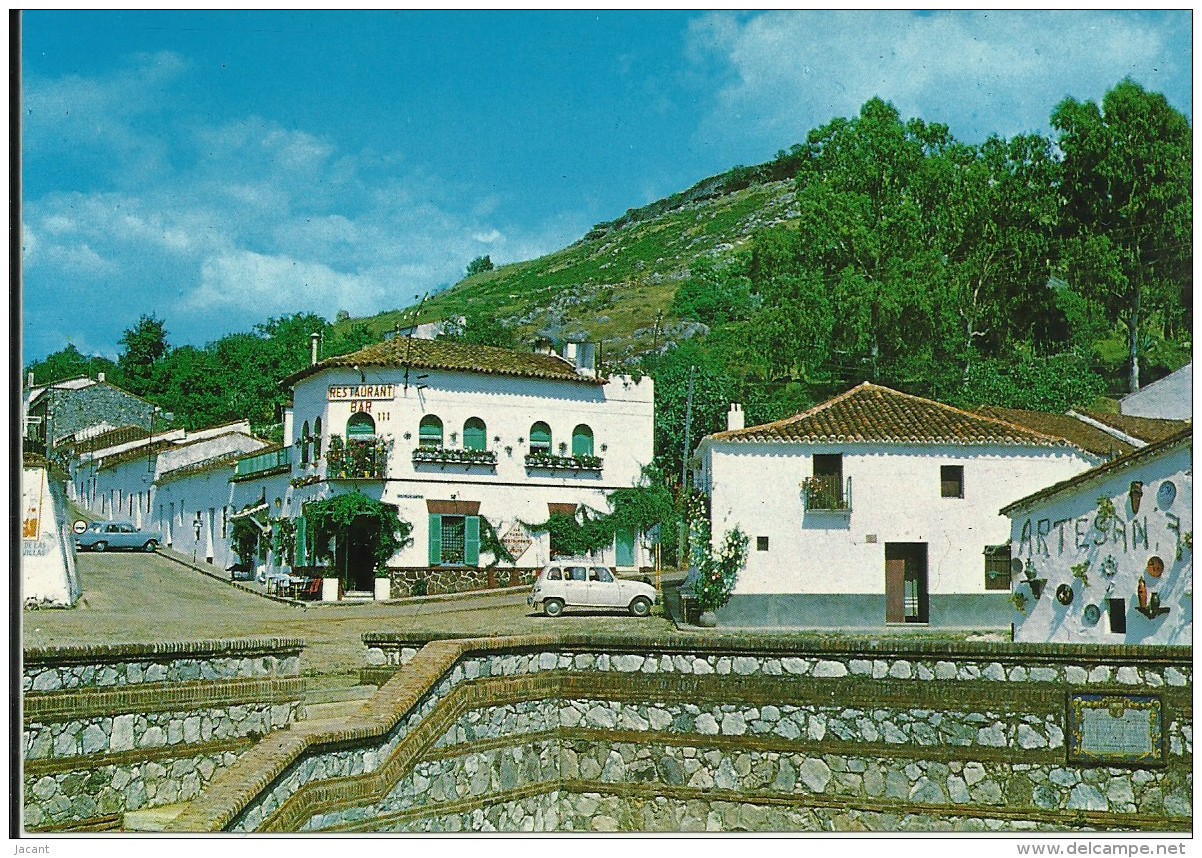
[885,542,929,624]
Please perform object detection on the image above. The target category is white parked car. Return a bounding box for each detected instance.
[75,521,161,553]
[528,560,656,617]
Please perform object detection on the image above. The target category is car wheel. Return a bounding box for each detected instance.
[543,598,565,617]
[93,541,107,553]
[629,596,652,617]
[143,540,158,553]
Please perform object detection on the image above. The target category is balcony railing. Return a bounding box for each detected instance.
[802,475,852,512]
[524,452,603,472]
[412,447,498,468]
[326,435,389,480]
[233,448,291,480]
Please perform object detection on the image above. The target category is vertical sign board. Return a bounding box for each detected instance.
[22,469,44,541]
[1066,693,1165,766]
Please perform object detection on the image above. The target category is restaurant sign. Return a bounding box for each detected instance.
[328,384,396,401]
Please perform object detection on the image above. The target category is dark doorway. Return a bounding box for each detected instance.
[336,520,376,592]
[885,542,929,624]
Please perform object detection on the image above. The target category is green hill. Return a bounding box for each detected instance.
[343,173,799,364]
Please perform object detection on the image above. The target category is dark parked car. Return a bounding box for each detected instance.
[75,522,161,553]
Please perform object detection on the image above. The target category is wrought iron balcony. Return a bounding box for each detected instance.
[326,435,389,480]
[802,475,852,512]
[524,452,603,472]
[233,448,291,481]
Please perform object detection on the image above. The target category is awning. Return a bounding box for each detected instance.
[231,502,271,533]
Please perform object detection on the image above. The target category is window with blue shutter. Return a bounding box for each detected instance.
[428,514,442,565]
[529,421,552,454]
[347,412,376,437]
[464,516,480,565]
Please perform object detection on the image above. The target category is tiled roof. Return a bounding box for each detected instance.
[1001,427,1192,515]
[157,451,244,483]
[97,440,176,471]
[976,407,1135,458]
[67,425,150,454]
[280,338,603,388]
[1077,410,1190,444]
[707,382,1080,449]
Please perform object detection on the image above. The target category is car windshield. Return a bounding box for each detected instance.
[546,568,562,581]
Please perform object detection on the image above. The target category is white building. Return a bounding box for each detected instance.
[277,337,655,595]
[1120,363,1192,421]
[1003,427,1192,645]
[21,456,81,607]
[694,383,1106,629]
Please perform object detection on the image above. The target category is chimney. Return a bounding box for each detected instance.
[97,371,105,383]
[575,342,596,377]
[534,336,554,356]
[564,342,577,365]
[26,372,33,389]
[727,403,744,432]
[310,332,321,366]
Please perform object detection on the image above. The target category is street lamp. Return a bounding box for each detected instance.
[193,515,202,563]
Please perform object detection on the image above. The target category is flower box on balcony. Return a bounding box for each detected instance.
[802,475,852,512]
[411,447,498,468]
[524,452,603,471]
[326,434,390,481]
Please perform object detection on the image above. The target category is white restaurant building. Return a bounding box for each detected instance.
[273,336,655,595]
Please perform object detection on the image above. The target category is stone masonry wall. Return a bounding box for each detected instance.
[387,566,539,598]
[23,638,305,831]
[168,634,1191,833]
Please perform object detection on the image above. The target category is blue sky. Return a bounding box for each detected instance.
[20,9,1192,363]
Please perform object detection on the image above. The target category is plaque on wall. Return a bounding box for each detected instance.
[1066,693,1165,767]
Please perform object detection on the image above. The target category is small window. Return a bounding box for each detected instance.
[591,567,614,582]
[547,568,562,581]
[419,415,443,448]
[463,417,487,451]
[313,417,322,459]
[567,566,587,581]
[347,412,376,438]
[941,465,964,498]
[572,424,594,457]
[530,421,552,454]
[984,545,1011,591]
[1108,598,1127,634]
[301,420,311,464]
[756,536,769,552]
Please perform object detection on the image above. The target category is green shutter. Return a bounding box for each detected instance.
[465,516,480,566]
[295,516,308,566]
[572,424,593,457]
[464,418,487,451]
[616,527,635,568]
[428,515,443,565]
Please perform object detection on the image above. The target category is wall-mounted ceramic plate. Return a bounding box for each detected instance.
[1158,481,1177,509]
[1082,603,1101,626]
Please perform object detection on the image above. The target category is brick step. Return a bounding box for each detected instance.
[122,801,191,832]
[302,699,372,723]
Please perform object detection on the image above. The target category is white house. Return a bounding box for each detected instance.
[276,336,655,596]
[1120,363,1192,421]
[694,383,1106,630]
[1003,427,1192,645]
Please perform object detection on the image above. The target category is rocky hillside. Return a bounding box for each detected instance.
[348,174,799,365]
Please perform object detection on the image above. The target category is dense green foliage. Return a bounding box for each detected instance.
[28,80,1191,514]
[305,492,413,573]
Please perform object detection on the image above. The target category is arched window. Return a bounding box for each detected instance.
[347,412,376,438]
[419,414,443,448]
[571,424,594,457]
[463,417,487,451]
[300,420,311,464]
[529,421,552,454]
[313,417,322,459]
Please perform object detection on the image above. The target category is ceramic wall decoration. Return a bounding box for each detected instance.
[1129,481,1143,514]
[1147,555,1165,579]
[1056,583,1074,606]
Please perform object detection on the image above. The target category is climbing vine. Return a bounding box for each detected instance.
[305,492,413,571]
[686,490,748,613]
[479,516,516,566]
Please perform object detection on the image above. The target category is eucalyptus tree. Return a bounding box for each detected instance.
[1052,79,1192,392]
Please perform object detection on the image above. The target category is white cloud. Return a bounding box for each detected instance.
[472,229,503,244]
[190,251,378,318]
[689,10,1190,150]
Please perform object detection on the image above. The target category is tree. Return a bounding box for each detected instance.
[1052,79,1192,392]
[466,255,494,277]
[26,344,121,387]
[118,314,169,395]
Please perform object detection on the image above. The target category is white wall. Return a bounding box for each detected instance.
[1010,444,1192,645]
[1121,364,1191,420]
[705,442,1098,598]
[22,466,80,606]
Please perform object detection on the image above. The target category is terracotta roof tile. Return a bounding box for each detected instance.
[281,338,603,388]
[1002,427,1192,515]
[707,382,1081,449]
[976,407,1135,458]
[1078,410,1190,444]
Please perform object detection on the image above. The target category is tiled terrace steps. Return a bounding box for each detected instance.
[156,634,1190,834]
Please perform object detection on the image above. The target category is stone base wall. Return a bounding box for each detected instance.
[168,634,1192,833]
[387,567,539,598]
[23,639,305,831]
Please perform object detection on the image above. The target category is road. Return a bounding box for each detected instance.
[22,551,675,686]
